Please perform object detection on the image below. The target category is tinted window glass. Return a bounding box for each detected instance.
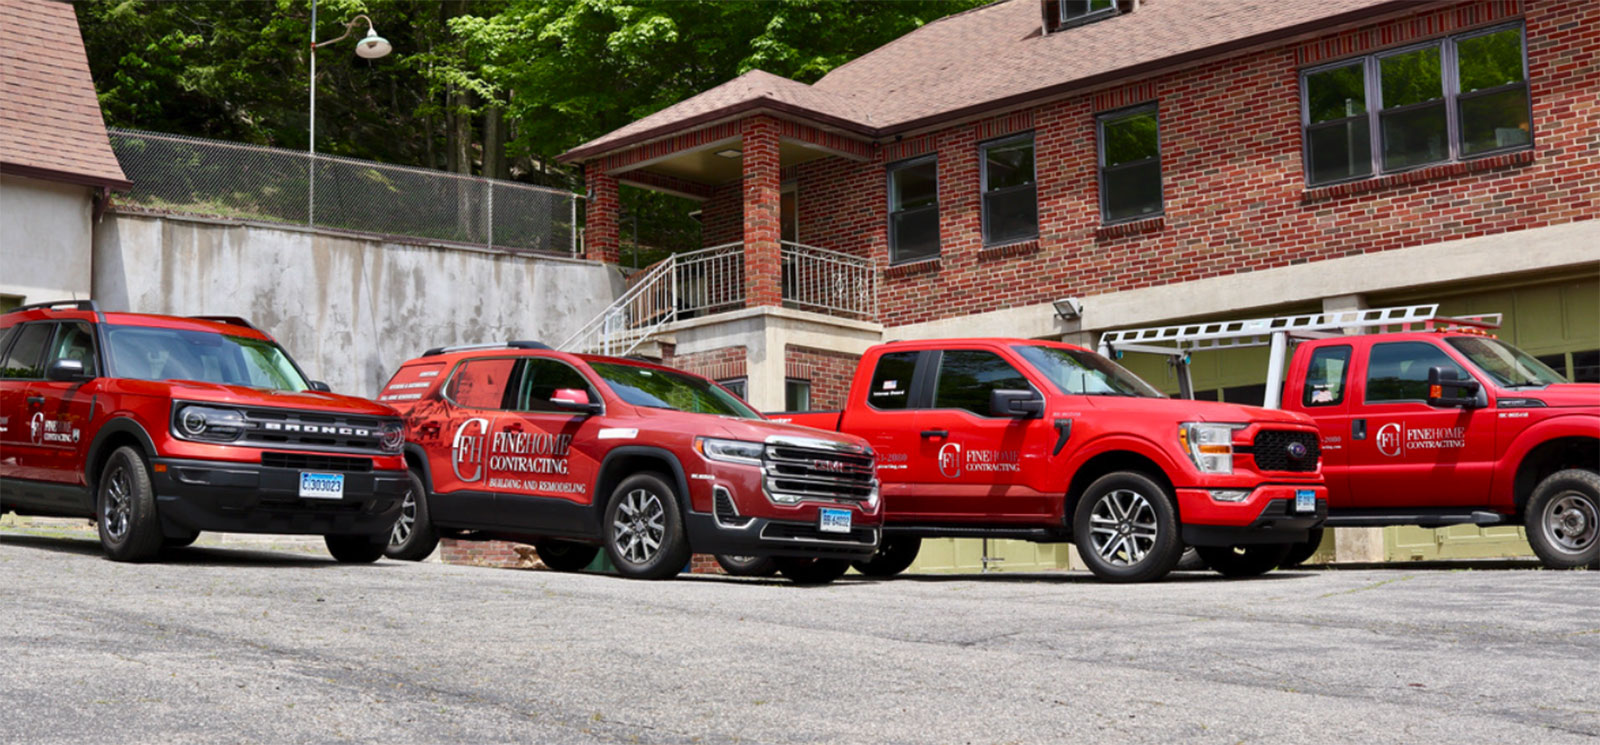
[933,350,1032,417]
[1014,345,1162,398]
[1303,345,1352,406]
[104,326,309,390]
[448,358,517,410]
[589,362,758,418]
[889,158,939,264]
[0,325,20,363]
[785,379,811,412]
[867,352,918,410]
[47,322,98,377]
[1445,336,1565,388]
[1365,341,1469,403]
[1099,107,1162,222]
[1571,349,1599,384]
[1,324,55,379]
[514,358,596,412]
[982,135,1038,245]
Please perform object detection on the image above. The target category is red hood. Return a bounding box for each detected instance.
[1085,396,1318,428]
[1506,383,1600,409]
[115,379,399,418]
[635,408,872,451]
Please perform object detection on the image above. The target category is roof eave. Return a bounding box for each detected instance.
[0,161,132,191]
[557,97,875,166]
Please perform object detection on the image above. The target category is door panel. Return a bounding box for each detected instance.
[30,322,101,494]
[489,358,605,533]
[844,351,925,517]
[427,357,517,527]
[0,322,57,482]
[1284,343,1355,505]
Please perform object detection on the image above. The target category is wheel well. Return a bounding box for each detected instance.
[1064,451,1176,528]
[1513,436,1599,515]
[88,432,149,491]
[595,453,682,509]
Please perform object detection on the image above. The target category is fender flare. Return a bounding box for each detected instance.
[1062,431,1188,485]
[84,417,159,489]
[1492,412,1600,507]
[595,445,693,516]
[401,442,435,492]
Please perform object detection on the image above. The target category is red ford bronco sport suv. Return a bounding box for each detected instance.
[0,301,408,562]
[778,339,1330,583]
[377,342,882,584]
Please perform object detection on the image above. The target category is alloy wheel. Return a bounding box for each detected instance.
[390,485,417,547]
[612,488,666,564]
[1543,491,1598,554]
[1088,488,1159,566]
[102,464,132,542]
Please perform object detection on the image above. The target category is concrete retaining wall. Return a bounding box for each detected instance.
[92,212,623,396]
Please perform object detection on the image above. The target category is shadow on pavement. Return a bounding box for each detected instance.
[0,532,403,568]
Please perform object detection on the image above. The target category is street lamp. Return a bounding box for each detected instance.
[308,2,391,223]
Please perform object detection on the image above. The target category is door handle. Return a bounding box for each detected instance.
[919,429,948,439]
[26,395,45,406]
[1352,419,1367,440]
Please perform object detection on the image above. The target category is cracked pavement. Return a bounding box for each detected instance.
[1,531,1596,744]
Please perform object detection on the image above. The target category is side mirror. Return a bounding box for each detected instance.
[308,380,332,393]
[46,358,90,381]
[549,389,602,416]
[990,389,1044,419]
[1426,366,1479,408]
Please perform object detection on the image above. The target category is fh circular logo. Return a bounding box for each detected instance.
[938,441,962,479]
[30,411,44,445]
[1376,422,1404,457]
[452,417,490,482]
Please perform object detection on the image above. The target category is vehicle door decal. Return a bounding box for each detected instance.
[452,416,490,482]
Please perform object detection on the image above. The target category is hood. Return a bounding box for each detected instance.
[134,379,399,418]
[1501,383,1600,410]
[1087,395,1317,427]
[637,408,871,451]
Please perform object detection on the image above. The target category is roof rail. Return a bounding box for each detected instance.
[421,340,552,357]
[1098,304,1502,358]
[190,315,259,330]
[5,299,101,314]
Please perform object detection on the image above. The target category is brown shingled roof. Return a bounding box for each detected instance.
[1,0,130,189]
[561,0,1417,164]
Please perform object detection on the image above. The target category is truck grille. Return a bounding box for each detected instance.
[1247,430,1320,473]
[763,439,876,503]
[239,408,395,455]
[261,452,374,472]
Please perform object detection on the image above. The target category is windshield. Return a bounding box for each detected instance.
[589,362,760,419]
[105,325,310,391]
[1445,336,1567,388]
[1014,345,1165,398]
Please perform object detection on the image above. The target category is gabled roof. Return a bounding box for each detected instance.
[0,0,130,189]
[561,0,1419,165]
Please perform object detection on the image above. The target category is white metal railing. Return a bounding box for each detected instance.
[781,241,876,319]
[560,241,878,356]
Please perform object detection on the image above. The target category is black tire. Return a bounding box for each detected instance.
[1524,469,1600,569]
[850,536,922,578]
[96,446,164,562]
[162,531,200,549]
[775,557,851,585]
[1195,543,1294,578]
[1071,471,1182,583]
[603,472,691,580]
[325,534,388,563]
[1280,528,1326,569]
[536,540,600,572]
[714,554,779,577]
[386,470,439,561]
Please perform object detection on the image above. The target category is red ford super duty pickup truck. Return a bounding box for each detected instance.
[775,338,1329,582]
[376,342,881,584]
[0,301,409,562]
[1104,304,1599,569]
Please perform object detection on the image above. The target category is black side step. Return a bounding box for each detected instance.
[882,525,1067,542]
[1323,510,1509,528]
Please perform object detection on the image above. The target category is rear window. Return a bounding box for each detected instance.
[1302,345,1351,407]
[867,352,918,410]
[445,358,517,410]
[379,362,446,405]
[1,323,52,379]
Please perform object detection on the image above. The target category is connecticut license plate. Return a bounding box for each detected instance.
[1295,489,1316,514]
[818,508,852,534]
[299,472,345,500]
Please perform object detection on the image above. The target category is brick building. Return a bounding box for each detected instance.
[559,0,1598,566]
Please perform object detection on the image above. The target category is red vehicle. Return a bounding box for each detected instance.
[0,301,409,562]
[376,342,882,583]
[775,338,1329,582]
[1103,304,1600,569]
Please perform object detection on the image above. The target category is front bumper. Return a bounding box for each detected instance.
[1176,484,1328,547]
[684,510,880,560]
[151,456,408,537]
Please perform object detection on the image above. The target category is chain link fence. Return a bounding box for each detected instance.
[108,128,581,255]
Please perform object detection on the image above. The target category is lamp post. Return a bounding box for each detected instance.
[308,1,391,224]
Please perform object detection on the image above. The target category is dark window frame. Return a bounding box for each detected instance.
[979,132,1039,247]
[513,356,602,414]
[930,348,1039,419]
[1,321,60,380]
[865,350,921,412]
[1361,340,1472,405]
[1095,102,1163,225]
[785,377,812,412]
[1059,0,1118,29]
[1302,344,1353,408]
[716,377,748,400]
[1300,22,1532,187]
[886,154,940,266]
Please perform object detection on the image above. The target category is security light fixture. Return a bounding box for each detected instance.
[1053,297,1084,319]
[355,27,393,60]
[715,148,743,159]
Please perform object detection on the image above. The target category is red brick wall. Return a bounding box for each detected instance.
[786,345,861,411]
[660,345,748,384]
[439,538,541,568]
[693,0,1597,328]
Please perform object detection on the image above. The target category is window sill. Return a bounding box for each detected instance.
[1095,216,1165,240]
[977,239,1040,262]
[1302,149,1535,203]
[884,258,941,278]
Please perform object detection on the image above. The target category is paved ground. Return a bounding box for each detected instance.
[1,530,1596,745]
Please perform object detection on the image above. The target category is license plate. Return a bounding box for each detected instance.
[1295,489,1316,514]
[299,472,345,500]
[818,508,852,534]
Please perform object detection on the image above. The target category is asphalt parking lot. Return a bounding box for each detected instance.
[1,530,1596,745]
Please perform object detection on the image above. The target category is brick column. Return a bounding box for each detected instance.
[741,117,782,307]
[584,166,620,264]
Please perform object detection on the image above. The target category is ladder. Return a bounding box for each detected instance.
[1098,304,1501,409]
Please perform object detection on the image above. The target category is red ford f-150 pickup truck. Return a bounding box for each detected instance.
[775,338,1330,582]
[1104,304,1599,569]
[376,342,882,584]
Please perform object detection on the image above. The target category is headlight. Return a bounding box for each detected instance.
[173,404,249,442]
[694,437,764,466]
[1179,422,1245,475]
[379,422,405,453]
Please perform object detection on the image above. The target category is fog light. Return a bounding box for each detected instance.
[1209,489,1251,503]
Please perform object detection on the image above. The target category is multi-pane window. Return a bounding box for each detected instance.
[1060,0,1115,25]
[887,156,939,264]
[1097,104,1162,223]
[1302,24,1531,186]
[980,134,1037,246]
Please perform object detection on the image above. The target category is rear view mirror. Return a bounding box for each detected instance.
[46,358,90,381]
[1426,366,1479,408]
[990,389,1044,419]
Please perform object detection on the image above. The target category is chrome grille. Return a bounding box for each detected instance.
[763,438,876,503]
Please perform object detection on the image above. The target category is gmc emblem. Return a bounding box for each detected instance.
[812,459,849,473]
